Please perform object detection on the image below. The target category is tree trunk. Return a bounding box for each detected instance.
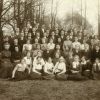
[0,0,3,38]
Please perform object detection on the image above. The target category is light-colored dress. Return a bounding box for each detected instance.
[54,62,67,80]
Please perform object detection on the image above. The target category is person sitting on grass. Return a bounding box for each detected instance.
[41,38,47,51]
[30,56,45,80]
[53,56,67,80]
[23,51,32,73]
[43,57,54,80]
[12,59,30,81]
[80,56,93,79]
[68,55,85,81]
[93,58,100,80]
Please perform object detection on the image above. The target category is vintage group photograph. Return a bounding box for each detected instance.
[0,0,100,100]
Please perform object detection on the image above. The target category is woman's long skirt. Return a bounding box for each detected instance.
[68,73,87,81]
[0,61,13,78]
[42,73,55,80]
[15,70,28,81]
[55,73,67,80]
[82,70,93,79]
[30,72,42,80]
[93,72,100,80]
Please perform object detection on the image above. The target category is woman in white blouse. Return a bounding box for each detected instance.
[22,40,32,56]
[53,56,67,80]
[30,56,45,79]
[47,38,55,50]
[43,57,55,79]
[23,52,32,72]
[12,59,30,81]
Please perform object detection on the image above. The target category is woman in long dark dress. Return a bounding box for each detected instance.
[68,55,85,81]
[11,46,22,66]
[0,42,13,78]
[93,58,100,80]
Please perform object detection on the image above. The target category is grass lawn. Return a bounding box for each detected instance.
[0,79,100,100]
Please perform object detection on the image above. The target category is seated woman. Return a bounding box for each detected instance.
[72,44,81,58]
[80,56,93,79]
[43,57,54,79]
[53,44,63,57]
[93,58,100,80]
[30,56,45,80]
[53,52,60,66]
[32,38,40,50]
[0,42,13,78]
[22,40,32,56]
[53,56,67,80]
[33,44,43,57]
[56,37,63,50]
[92,45,100,63]
[11,46,22,66]
[10,38,20,52]
[68,55,85,81]
[81,44,91,59]
[41,38,47,51]
[47,38,55,50]
[23,52,32,72]
[12,59,30,81]
[43,45,53,60]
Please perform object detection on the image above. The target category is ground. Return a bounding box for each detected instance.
[0,79,100,100]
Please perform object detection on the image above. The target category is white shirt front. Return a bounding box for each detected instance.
[44,62,54,71]
[23,57,32,65]
[72,61,80,69]
[72,42,81,49]
[16,64,27,72]
[47,43,55,50]
[55,62,66,70]
[23,44,32,51]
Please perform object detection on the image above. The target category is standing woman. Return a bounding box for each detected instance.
[53,56,67,80]
[0,42,13,78]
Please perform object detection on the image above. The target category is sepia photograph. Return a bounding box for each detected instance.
[0,0,100,100]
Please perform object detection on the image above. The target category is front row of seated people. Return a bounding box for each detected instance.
[1,42,100,81]
[12,53,100,81]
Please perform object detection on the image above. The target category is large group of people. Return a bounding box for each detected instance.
[0,24,100,81]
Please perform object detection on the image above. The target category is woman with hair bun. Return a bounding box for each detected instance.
[53,56,67,80]
[0,42,13,78]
